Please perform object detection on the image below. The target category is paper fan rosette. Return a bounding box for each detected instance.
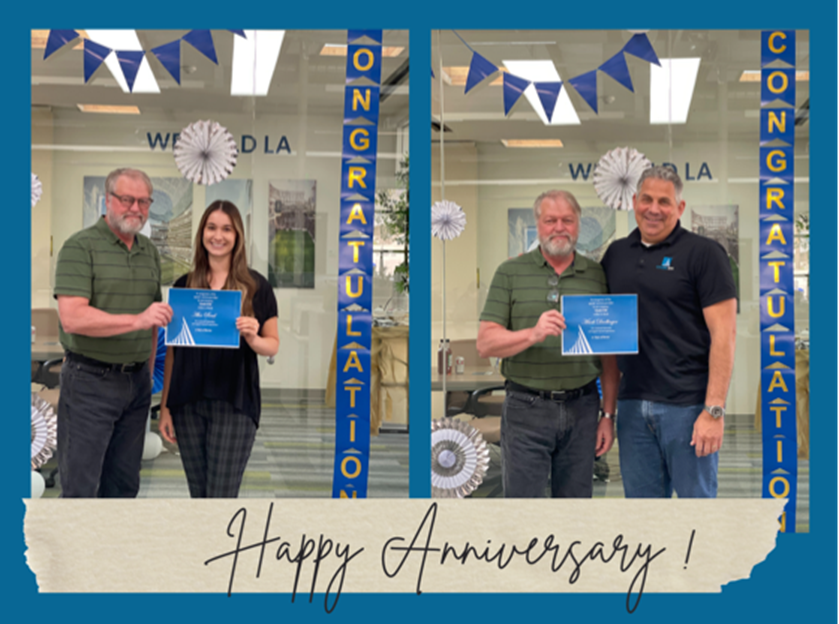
[592,146,651,210]
[431,418,490,498]
[174,119,238,185]
[431,200,467,241]
[31,392,58,470]
[32,173,43,208]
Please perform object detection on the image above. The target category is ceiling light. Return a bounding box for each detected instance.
[84,30,160,94]
[320,44,405,57]
[650,58,701,124]
[31,30,86,50]
[77,104,141,114]
[739,70,810,82]
[231,30,285,96]
[441,66,506,87]
[502,60,581,126]
[502,139,564,148]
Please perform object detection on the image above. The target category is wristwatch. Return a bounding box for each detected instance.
[599,410,614,420]
[704,404,725,419]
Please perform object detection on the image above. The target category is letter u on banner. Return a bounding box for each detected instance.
[332,30,382,499]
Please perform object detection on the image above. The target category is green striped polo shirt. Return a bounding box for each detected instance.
[54,216,162,364]
[480,247,607,391]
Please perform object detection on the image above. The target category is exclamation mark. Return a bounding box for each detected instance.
[684,529,696,569]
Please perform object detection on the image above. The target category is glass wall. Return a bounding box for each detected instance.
[32,29,410,497]
[432,30,809,524]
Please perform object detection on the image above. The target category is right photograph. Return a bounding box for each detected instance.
[430,29,809,531]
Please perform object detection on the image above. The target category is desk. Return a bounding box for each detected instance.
[32,338,64,363]
[431,366,505,392]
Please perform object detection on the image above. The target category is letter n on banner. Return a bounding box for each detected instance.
[333,30,382,499]
[759,30,797,532]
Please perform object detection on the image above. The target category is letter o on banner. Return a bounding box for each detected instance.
[769,476,790,499]
[353,48,374,71]
[341,456,362,479]
[767,71,789,94]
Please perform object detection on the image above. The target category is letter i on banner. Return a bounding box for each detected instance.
[333,30,382,499]
[759,30,797,532]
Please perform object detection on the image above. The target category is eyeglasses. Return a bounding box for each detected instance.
[110,192,153,209]
[546,275,559,305]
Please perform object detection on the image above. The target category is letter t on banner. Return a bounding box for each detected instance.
[333,30,382,499]
[758,30,797,532]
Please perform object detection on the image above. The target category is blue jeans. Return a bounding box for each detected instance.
[501,387,600,498]
[616,399,718,498]
[57,357,152,497]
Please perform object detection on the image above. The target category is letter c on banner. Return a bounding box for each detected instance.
[766,150,787,172]
[768,32,787,53]
[767,71,789,94]
[350,128,370,151]
[341,456,362,479]
[769,476,790,499]
[353,48,374,71]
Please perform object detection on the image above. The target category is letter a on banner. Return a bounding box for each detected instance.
[759,30,797,532]
[332,30,382,499]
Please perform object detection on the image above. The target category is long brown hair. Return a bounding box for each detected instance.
[186,201,257,316]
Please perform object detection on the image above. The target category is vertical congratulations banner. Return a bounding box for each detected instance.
[758,30,797,532]
[333,30,382,498]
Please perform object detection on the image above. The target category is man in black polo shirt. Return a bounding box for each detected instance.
[478,190,619,498]
[54,168,173,497]
[600,166,737,498]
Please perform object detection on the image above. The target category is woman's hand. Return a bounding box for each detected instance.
[158,406,177,445]
[236,316,260,343]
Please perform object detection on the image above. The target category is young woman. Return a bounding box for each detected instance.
[159,200,279,498]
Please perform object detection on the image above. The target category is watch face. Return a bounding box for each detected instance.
[709,406,725,419]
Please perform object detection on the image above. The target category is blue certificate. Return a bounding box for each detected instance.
[165,288,242,348]
[561,294,638,355]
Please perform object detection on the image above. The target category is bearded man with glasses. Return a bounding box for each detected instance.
[477,190,619,498]
[53,168,173,497]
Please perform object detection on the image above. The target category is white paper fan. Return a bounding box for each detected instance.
[431,200,467,241]
[592,146,651,210]
[431,418,490,498]
[173,119,238,185]
[31,173,43,208]
[31,392,58,470]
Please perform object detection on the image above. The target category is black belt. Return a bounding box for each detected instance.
[506,379,597,402]
[65,351,146,373]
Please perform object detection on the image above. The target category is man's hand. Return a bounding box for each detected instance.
[136,302,173,331]
[690,410,724,457]
[530,310,566,344]
[595,416,614,457]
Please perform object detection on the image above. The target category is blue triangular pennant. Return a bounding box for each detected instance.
[534,82,562,122]
[568,70,599,114]
[503,73,531,116]
[465,51,499,94]
[228,30,247,38]
[83,39,112,83]
[182,30,218,64]
[150,40,181,84]
[623,33,661,67]
[44,29,79,59]
[116,51,145,92]
[599,51,634,92]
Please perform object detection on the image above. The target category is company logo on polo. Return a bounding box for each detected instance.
[656,256,674,271]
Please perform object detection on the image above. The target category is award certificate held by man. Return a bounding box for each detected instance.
[165,288,242,348]
[561,294,638,356]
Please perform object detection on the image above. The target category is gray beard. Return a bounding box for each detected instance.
[540,234,575,257]
[109,212,146,236]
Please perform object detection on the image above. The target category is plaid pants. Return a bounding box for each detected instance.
[171,400,257,498]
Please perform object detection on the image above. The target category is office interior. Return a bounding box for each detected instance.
[30,29,410,498]
[431,29,809,527]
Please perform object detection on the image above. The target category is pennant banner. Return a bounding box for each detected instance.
[44,29,79,59]
[151,39,182,84]
[457,32,661,121]
[83,39,111,83]
[116,50,145,92]
[333,30,383,499]
[758,30,797,532]
[182,29,218,64]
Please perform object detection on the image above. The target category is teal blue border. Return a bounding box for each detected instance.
[9,2,836,622]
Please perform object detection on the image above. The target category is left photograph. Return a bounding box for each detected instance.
[30,29,410,498]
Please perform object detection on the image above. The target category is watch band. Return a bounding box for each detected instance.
[704,404,725,419]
